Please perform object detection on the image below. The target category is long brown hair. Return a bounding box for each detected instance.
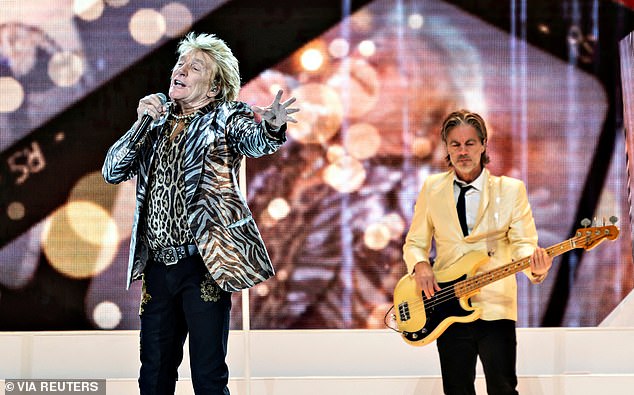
[440,109,490,168]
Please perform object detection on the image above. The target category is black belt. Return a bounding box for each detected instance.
[151,244,198,265]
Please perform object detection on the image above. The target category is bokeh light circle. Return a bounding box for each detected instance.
[129,8,166,46]
[48,51,85,87]
[66,201,118,246]
[363,222,391,250]
[412,136,433,158]
[329,38,350,58]
[267,197,291,220]
[160,2,193,38]
[92,301,122,329]
[7,202,25,220]
[69,171,134,242]
[326,144,346,163]
[382,213,406,240]
[344,123,381,160]
[255,283,270,297]
[0,77,24,113]
[105,0,129,7]
[323,155,366,193]
[42,201,118,279]
[358,40,376,57]
[288,83,344,145]
[276,269,289,282]
[350,9,374,33]
[408,13,425,29]
[300,48,325,71]
[74,0,105,21]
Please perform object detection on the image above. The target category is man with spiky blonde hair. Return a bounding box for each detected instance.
[103,31,299,395]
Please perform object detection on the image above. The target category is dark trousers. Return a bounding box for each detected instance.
[138,254,232,395]
[436,319,518,395]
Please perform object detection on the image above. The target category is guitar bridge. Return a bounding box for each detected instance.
[398,301,410,321]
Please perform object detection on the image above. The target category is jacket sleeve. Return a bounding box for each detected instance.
[507,180,538,259]
[403,179,434,274]
[505,179,545,283]
[102,124,148,184]
[223,101,287,157]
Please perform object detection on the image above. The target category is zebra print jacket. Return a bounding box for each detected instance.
[102,101,286,292]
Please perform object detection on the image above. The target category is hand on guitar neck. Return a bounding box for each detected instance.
[529,246,552,282]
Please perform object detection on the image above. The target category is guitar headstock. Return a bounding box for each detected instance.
[574,217,620,251]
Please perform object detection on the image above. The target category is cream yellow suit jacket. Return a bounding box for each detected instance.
[403,168,542,321]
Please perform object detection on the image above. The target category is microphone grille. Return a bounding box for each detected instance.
[157,93,168,104]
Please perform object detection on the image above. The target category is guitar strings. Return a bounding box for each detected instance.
[400,234,587,316]
[403,245,578,316]
[405,256,532,316]
[404,260,530,315]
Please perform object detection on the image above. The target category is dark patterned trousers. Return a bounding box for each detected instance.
[138,254,232,395]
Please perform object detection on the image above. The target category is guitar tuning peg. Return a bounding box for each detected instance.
[580,218,591,227]
[609,216,619,225]
[593,217,598,227]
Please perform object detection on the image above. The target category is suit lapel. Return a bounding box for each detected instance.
[437,172,461,232]
[182,117,214,204]
[472,169,491,234]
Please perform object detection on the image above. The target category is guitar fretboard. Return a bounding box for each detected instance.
[453,227,614,297]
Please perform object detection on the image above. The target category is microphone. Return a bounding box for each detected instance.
[128,93,168,148]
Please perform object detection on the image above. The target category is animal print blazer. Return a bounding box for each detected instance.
[102,101,286,292]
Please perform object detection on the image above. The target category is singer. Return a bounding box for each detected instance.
[102,32,298,395]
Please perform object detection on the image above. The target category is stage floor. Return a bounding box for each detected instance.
[2,328,634,394]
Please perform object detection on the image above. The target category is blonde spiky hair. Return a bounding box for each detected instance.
[176,32,241,101]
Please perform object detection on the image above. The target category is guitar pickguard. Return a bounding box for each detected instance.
[399,275,477,343]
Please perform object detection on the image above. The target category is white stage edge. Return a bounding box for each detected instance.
[2,327,634,394]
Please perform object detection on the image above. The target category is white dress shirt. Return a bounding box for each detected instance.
[453,171,485,235]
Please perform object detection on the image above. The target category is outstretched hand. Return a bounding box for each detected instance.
[251,90,299,129]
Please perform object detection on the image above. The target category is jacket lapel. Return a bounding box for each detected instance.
[472,169,491,235]
[182,119,212,204]
[436,171,462,233]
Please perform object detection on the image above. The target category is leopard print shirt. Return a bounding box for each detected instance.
[142,123,194,250]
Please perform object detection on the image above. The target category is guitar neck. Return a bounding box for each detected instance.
[454,239,576,297]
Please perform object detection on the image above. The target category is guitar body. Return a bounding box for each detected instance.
[393,251,490,346]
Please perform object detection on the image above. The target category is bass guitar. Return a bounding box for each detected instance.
[391,221,619,346]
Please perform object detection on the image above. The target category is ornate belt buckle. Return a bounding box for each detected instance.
[163,246,179,265]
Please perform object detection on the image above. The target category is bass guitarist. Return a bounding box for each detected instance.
[403,109,552,395]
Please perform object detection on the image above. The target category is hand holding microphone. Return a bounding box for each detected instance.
[136,93,169,130]
[128,93,169,149]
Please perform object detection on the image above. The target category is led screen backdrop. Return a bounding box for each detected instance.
[0,0,632,331]
[621,32,634,250]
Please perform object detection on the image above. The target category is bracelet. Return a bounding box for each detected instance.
[531,271,548,284]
